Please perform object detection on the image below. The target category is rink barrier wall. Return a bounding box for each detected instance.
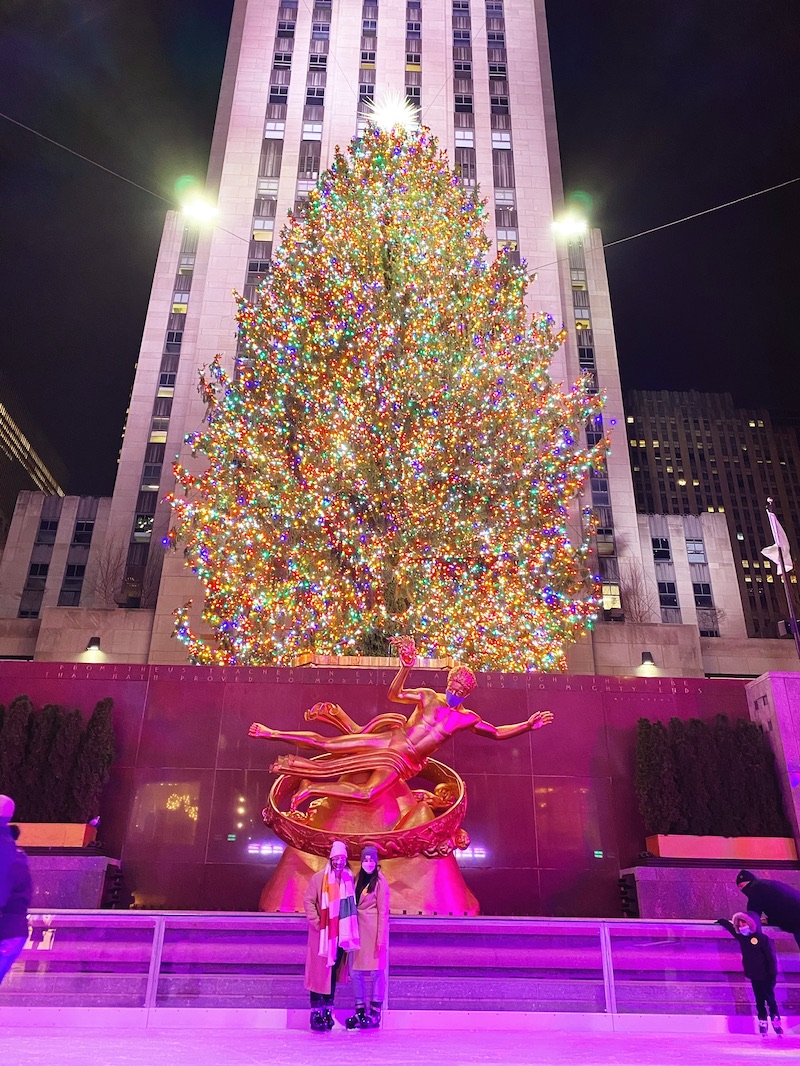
[0,912,797,1033]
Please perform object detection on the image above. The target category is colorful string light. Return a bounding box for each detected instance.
[166,124,609,671]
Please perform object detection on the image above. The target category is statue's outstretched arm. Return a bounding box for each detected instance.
[248,722,330,750]
[388,635,422,705]
[471,709,554,740]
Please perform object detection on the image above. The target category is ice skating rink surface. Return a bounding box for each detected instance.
[1,1026,798,1066]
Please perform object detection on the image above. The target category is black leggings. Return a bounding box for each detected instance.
[750,978,778,1022]
[310,946,346,1008]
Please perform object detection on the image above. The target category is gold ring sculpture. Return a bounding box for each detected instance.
[263,755,469,859]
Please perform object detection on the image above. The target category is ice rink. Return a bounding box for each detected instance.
[0,1026,797,1066]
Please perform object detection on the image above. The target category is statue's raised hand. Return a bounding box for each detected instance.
[527,710,554,730]
[390,635,417,667]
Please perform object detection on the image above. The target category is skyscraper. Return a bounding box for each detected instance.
[627,390,800,639]
[104,0,639,663]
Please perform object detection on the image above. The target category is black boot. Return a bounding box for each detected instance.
[324,1008,335,1030]
[346,1006,368,1030]
[759,1019,768,1037]
[310,1010,327,1032]
[366,1002,382,1028]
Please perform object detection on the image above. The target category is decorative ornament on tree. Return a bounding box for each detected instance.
[167,120,609,671]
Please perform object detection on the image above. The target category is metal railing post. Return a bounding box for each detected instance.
[143,915,166,1011]
[598,921,617,1017]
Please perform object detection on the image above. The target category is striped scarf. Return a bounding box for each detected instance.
[318,865,360,967]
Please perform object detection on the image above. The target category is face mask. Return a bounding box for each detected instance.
[445,690,464,707]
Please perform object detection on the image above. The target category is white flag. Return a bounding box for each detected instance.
[762,511,794,574]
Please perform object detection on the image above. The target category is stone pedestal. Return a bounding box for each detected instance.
[27,855,120,908]
[621,864,800,920]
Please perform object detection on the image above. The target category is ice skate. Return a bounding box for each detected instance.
[310,1010,327,1032]
[346,1006,369,1030]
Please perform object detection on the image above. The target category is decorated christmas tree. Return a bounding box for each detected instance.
[168,114,608,671]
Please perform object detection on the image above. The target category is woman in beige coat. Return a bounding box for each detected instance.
[303,840,360,1031]
[346,845,390,1029]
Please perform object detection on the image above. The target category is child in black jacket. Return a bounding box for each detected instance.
[717,911,782,1036]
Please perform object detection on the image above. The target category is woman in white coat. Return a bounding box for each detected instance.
[346,844,390,1029]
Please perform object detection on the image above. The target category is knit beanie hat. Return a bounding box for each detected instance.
[736,869,756,885]
[329,839,348,859]
[360,844,379,863]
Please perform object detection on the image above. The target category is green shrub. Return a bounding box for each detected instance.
[0,696,116,824]
[635,713,790,838]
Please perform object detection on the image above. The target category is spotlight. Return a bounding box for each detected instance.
[86,636,101,651]
[551,214,588,238]
[641,651,655,667]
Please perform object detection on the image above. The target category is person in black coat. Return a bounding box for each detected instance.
[0,797,32,985]
[736,869,800,949]
[717,910,782,1036]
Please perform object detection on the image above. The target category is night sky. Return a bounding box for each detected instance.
[1,1,799,495]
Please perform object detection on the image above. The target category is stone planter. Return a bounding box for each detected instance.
[646,833,797,861]
[15,823,98,848]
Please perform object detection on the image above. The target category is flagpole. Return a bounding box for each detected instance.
[766,497,800,661]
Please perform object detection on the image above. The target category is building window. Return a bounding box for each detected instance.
[589,474,609,505]
[142,464,162,487]
[652,537,671,562]
[602,583,621,611]
[454,94,473,113]
[134,515,154,542]
[657,581,678,609]
[453,29,471,42]
[454,147,477,184]
[492,147,514,187]
[18,590,44,619]
[312,23,330,39]
[693,582,713,609]
[596,528,615,557]
[273,52,292,67]
[25,563,49,590]
[298,139,321,179]
[269,85,289,105]
[36,519,58,545]
[686,537,706,563]
[73,521,95,546]
[62,564,86,590]
[305,86,325,106]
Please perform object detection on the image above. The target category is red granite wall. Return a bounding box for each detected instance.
[0,662,749,916]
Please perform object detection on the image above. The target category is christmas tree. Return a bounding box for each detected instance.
[167,116,608,671]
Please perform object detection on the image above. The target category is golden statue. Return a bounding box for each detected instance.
[250,637,553,914]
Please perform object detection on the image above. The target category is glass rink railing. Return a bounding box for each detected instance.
[0,912,799,1019]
